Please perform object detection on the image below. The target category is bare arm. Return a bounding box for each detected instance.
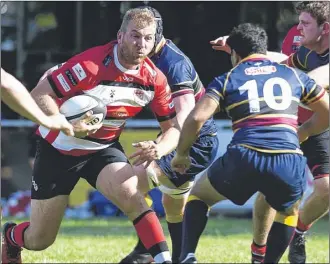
[1,68,70,131]
[266,51,288,63]
[307,64,329,90]
[173,93,196,129]
[156,117,181,157]
[176,95,219,156]
[171,95,219,173]
[298,93,329,142]
[210,36,288,63]
[30,76,61,115]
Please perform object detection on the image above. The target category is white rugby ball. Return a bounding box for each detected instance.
[59,94,107,125]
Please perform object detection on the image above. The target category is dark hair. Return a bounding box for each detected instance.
[137,6,163,51]
[227,23,268,58]
[295,1,329,25]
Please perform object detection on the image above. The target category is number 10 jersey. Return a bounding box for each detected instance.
[206,54,325,154]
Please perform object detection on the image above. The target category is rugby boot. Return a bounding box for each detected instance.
[2,222,22,264]
[119,248,154,264]
[180,253,197,263]
[288,232,306,263]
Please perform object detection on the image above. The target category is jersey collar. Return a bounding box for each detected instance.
[239,54,270,64]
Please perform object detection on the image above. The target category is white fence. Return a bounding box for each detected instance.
[1,119,314,215]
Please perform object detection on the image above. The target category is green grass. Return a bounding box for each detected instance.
[5,217,328,263]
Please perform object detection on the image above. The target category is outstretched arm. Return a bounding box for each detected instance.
[1,68,74,135]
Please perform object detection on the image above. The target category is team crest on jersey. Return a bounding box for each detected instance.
[133,89,147,105]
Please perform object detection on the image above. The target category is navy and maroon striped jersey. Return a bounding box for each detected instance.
[206,54,325,154]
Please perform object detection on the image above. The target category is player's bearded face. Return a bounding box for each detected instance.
[297,12,324,48]
[119,21,156,65]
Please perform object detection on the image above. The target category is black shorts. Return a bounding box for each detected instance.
[31,137,129,200]
[301,130,329,179]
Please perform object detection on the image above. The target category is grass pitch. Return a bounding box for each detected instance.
[11,217,328,263]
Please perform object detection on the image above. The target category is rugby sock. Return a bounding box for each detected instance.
[296,217,312,234]
[264,214,297,263]
[167,221,183,262]
[251,241,266,263]
[129,194,156,254]
[133,210,171,263]
[6,222,30,248]
[180,197,209,261]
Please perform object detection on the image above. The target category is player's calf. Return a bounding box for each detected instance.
[264,200,300,263]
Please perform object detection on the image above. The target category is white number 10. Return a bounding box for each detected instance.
[238,77,292,113]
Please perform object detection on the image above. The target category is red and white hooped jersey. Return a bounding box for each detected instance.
[37,41,176,156]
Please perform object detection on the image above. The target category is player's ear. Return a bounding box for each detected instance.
[117,31,123,44]
[321,22,329,35]
[230,49,239,67]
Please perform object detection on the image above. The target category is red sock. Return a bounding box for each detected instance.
[296,218,312,233]
[7,222,30,248]
[251,241,266,263]
[133,210,171,262]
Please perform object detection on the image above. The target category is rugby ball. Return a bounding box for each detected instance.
[59,94,107,125]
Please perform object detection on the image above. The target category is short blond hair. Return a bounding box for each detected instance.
[119,8,156,32]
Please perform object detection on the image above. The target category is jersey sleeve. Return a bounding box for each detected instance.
[166,60,195,98]
[205,74,226,106]
[286,46,310,71]
[47,54,100,98]
[149,70,177,122]
[298,70,326,106]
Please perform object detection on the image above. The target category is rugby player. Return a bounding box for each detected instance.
[1,68,74,136]
[2,8,180,264]
[120,7,219,264]
[171,23,329,263]
[209,3,329,262]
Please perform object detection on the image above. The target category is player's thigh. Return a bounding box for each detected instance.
[260,153,307,212]
[301,130,329,179]
[207,145,258,206]
[29,196,69,242]
[32,137,84,200]
[82,142,145,215]
[30,138,82,240]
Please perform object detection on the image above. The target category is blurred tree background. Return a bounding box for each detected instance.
[1,1,299,119]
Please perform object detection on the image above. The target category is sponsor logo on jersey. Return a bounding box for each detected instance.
[56,73,71,92]
[293,36,302,44]
[244,66,277,76]
[65,70,78,86]
[169,101,174,109]
[72,63,87,81]
[123,75,134,82]
[102,55,112,67]
[111,111,129,118]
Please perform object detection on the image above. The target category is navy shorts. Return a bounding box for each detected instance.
[301,130,329,179]
[31,137,129,200]
[156,134,219,187]
[208,144,307,212]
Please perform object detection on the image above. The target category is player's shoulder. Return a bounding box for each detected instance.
[159,40,189,66]
[67,42,114,76]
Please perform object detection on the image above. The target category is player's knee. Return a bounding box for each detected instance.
[162,195,185,223]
